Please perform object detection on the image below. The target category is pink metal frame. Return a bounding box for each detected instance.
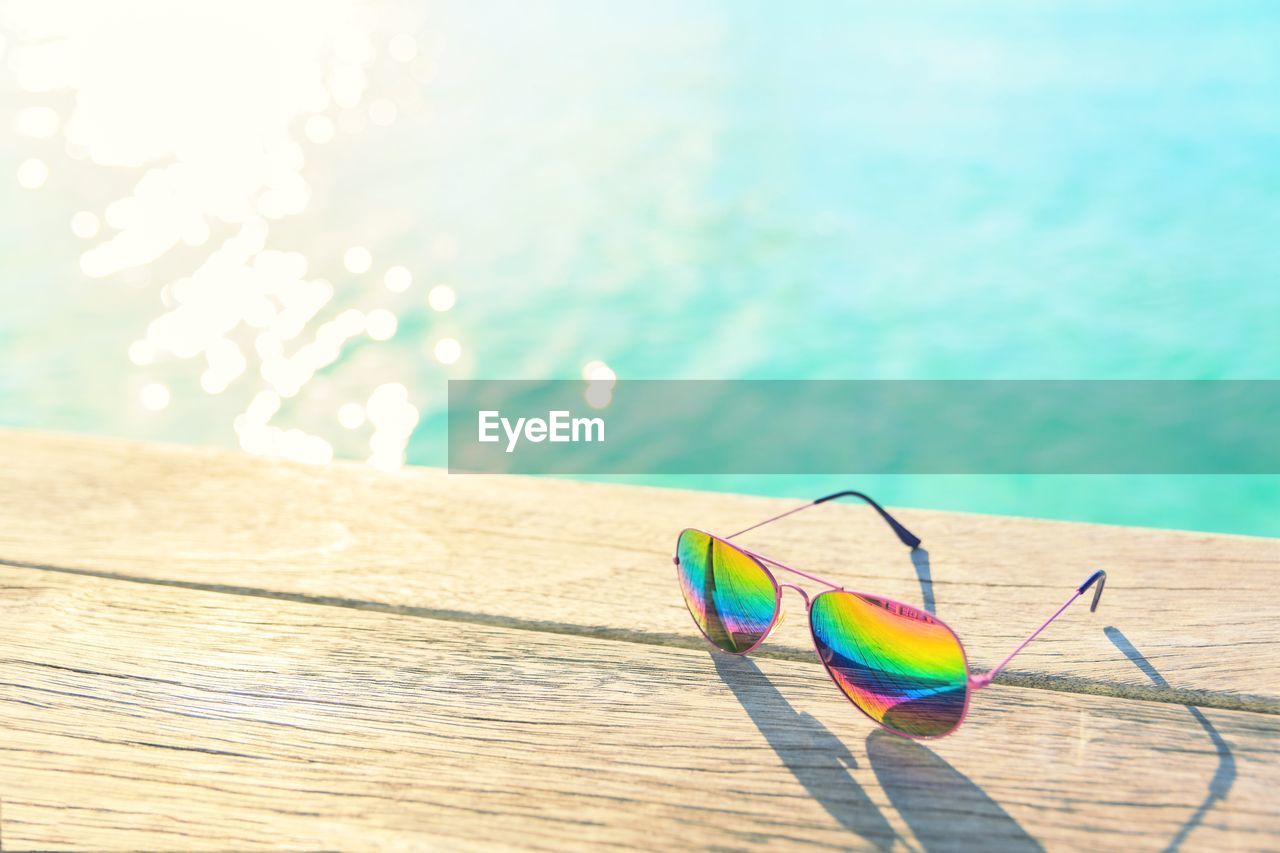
[674,491,1107,739]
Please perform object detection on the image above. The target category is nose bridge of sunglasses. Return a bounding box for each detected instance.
[777,582,811,610]
[763,585,810,641]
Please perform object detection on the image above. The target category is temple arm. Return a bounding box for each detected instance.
[969,570,1107,689]
[725,490,921,549]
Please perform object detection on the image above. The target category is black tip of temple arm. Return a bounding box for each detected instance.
[1078,569,1107,613]
[813,490,922,549]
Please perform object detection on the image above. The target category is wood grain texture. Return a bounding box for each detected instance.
[2,565,1276,851]
[1,429,1276,709]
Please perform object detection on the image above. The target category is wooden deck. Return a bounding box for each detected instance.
[1,429,1277,850]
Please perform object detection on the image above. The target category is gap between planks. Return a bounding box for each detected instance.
[3,430,1276,705]
[4,556,1276,718]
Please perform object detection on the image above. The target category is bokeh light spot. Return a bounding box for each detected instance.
[71,211,101,239]
[17,158,48,189]
[384,265,412,292]
[128,339,156,365]
[140,382,170,411]
[338,401,366,429]
[428,285,456,312]
[343,246,372,273]
[366,308,398,340]
[434,337,461,365]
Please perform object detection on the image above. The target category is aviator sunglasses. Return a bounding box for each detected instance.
[673,491,1107,738]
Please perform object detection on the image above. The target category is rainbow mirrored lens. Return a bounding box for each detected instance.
[810,591,968,738]
[676,529,778,653]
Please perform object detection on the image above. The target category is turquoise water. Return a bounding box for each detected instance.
[2,1,1278,535]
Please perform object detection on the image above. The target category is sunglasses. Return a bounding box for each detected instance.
[673,490,1107,739]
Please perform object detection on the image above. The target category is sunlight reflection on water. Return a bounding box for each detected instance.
[6,0,432,468]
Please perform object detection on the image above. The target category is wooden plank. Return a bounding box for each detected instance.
[1,565,1276,851]
[1,429,1277,709]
